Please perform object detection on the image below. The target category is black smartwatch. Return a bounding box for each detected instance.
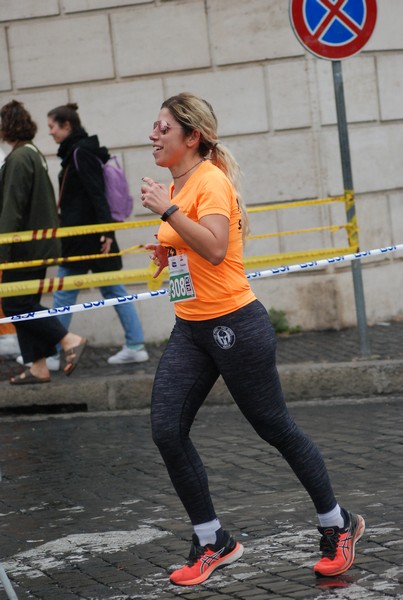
[161,204,179,221]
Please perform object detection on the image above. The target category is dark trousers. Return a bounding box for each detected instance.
[2,268,67,363]
[151,300,337,525]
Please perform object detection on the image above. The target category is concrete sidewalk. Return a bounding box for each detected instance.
[1,320,403,413]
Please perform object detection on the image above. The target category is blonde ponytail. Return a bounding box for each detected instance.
[211,144,250,241]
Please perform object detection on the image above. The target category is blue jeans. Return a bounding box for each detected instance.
[53,266,145,347]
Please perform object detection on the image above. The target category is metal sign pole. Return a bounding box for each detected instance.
[332,60,370,357]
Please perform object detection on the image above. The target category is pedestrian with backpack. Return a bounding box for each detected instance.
[42,103,148,367]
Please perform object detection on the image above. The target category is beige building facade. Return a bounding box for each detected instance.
[1,0,402,345]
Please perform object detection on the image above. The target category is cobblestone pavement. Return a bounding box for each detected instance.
[1,396,402,599]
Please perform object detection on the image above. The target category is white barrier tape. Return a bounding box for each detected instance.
[0,244,402,324]
[246,244,403,279]
[0,289,170,325]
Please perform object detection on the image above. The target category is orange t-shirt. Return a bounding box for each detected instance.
[157,161,255,320]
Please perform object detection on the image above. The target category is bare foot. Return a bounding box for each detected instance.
[60,333,84,353]
[62,338,87,375]
[30,358,50,380]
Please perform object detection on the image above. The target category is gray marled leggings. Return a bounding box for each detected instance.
[151,299,337,525]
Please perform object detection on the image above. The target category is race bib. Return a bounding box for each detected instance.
[168,253,196,303]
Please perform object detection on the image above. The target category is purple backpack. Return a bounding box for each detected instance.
[73,149,133,222]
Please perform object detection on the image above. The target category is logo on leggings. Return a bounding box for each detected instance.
[213,326,235,349]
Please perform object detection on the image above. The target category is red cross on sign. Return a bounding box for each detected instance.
[289,0,377,60]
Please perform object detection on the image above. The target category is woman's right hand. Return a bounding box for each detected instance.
[100,236,113,254]
[145,243,169,278]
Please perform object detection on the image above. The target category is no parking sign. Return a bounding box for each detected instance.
[290,0,377,60]
[289,1,377,354]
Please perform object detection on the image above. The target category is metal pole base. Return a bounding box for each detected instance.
[0,564,19,600]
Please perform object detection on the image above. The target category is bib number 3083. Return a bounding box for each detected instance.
[168,254,196,303]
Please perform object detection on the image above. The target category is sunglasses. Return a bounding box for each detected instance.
[152,120,182,135]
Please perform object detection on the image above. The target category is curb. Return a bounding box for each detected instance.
[1,359,402,412]
[278,359,403,401]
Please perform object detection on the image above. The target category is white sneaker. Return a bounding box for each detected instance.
[0,334,20,358]
[16,354,60,371]
[107,345,149,365]
[46,355,61,371]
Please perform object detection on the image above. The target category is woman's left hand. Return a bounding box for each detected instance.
[145,242,169,278]
[141,177,171,217]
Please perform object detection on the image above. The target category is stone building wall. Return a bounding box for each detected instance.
[1,0,402,344]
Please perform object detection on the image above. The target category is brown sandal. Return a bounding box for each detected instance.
[10,368,50,385]
[63,338,87,376]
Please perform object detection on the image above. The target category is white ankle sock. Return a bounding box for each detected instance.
[193,519,221,546]
[317,504,344,529]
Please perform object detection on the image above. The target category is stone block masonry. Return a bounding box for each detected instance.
[0,0,402,345]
